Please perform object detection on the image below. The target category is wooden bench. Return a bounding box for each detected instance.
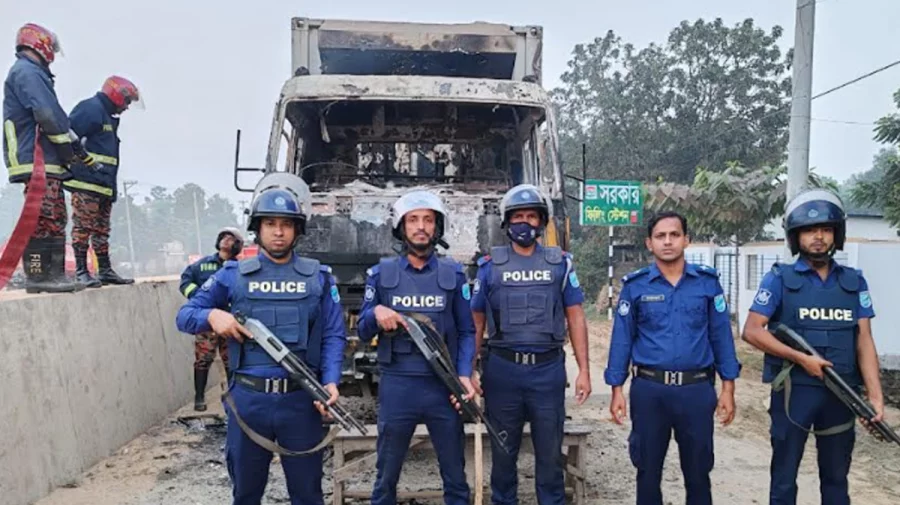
[331,421,591,504]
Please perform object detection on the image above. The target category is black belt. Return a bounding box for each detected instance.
[631,366,715,386]
[234,372,302,394]
[489,347,562,365]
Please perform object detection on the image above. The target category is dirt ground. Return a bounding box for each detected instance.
[36,319,900,505]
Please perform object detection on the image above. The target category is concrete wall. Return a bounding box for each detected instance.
[0,278,203,505]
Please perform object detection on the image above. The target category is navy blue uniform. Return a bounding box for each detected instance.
[179,253,227,299]
[749,259,874,505]
[3,53,74,182]
[358,253,476,505]
[176,252,347,505]
[64,92,120,200]
[471,244,583,505]
[606,262,740,505]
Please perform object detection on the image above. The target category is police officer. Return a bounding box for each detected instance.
[3,23,95,293]
[66,75,143,287]
[176,177,346,505]
[606,211,740,505]
[470,184,591,505]
[358,190,476,505]
[179,226,244,411]
[742,188,885,505]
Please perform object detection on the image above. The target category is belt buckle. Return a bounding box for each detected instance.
[664,371,683,386]
[515,352,536,365]
[266,378,286,394]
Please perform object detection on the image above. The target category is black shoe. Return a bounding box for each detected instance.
[74,248,102,288]
[24,238,84,294]
[194,368,209,411]
[97,253,134,285]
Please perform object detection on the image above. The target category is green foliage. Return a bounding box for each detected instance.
[849,90,900,227]
[553,18,792,186]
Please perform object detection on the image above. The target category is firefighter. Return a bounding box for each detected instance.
[3,23,95,293]
[358,190,477,505]
[176,177,346,505]
[179,226,244,411]
[65,76,144,287]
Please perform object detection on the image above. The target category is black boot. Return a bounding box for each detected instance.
[97,252,134,285]
[24,238,84,294]
[74,247,102,288]
[194,368,209,411]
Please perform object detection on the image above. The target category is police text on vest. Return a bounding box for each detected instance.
[798,307,853,321]
[248,281,307,294]
[502,270,552,282]
[391,295,445,308]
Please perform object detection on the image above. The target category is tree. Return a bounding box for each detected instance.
[553,18,792,186]
[645,164,836,309]
[850,90,900,226]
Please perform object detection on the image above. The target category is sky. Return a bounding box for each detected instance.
[1,0,898,210]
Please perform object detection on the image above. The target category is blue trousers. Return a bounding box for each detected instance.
[768,384,855,505]
[371,373,470,505]
[483,352,567,505]
[224,379,326,505]
[628,377,717,505]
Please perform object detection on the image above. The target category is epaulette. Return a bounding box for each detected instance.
[622,266,650,283]
[365,264,380,278]
[476,254,492,267]
[770,262,785,276]
[319,264,333,274]
[694,263,719,277]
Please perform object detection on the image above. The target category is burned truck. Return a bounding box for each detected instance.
[234,17,570,396]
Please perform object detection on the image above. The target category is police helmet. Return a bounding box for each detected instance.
[500,184,550,227]
[215,226,244,256]
[390,190,448,243]
[783,188,846,255]
[247,186,308,237]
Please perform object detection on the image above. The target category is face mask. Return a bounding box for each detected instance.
[508,222,539,247]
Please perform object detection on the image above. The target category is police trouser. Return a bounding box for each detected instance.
[224,374,326,505]
[483,350,566,505]
[768,384,855,505]
[628,376,717,505]
[371,372,470,505]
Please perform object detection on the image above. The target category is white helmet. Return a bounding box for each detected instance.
[390,190,448,246]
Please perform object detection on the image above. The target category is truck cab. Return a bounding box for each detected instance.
[235,17,568,394]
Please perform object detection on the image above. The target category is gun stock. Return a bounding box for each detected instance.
[237,315,368,436]
[773,323,900,446]
[399,314,512,454]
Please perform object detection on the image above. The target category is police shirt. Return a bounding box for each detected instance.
[470,244,585,352]
[175,253,347,385]
[179,252,227,299]
[604,262,741,386]
[749,259,875,321]
[357,253,477,377]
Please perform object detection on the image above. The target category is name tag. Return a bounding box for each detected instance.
[641,294,665,303]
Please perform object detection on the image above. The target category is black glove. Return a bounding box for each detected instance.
[70,141,95,166]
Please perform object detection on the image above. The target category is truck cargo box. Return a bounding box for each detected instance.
[291,17,543,83]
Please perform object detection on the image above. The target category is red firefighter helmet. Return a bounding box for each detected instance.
[101,76,144,111]
[15,23,62,65]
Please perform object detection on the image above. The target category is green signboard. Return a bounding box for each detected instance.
[581,180,644,226]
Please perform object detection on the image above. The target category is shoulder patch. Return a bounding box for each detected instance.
[330,284,341,303]
[617,299,631,316]
[364,284,376,302]
[472,277,482,295]
[714,293,727,313]
[622,267,650,283]
[860,290,872,309]
[568,271,580,289]
[461,283,471,300]
[477,254,492,267]
[754,288,773,306]
[200,275,216,291]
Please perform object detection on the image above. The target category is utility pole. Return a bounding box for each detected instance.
[192,191,203,255]
[785,0,816,258]
[122,180,138,276]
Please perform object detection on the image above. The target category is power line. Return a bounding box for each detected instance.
[811,118,874,126]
